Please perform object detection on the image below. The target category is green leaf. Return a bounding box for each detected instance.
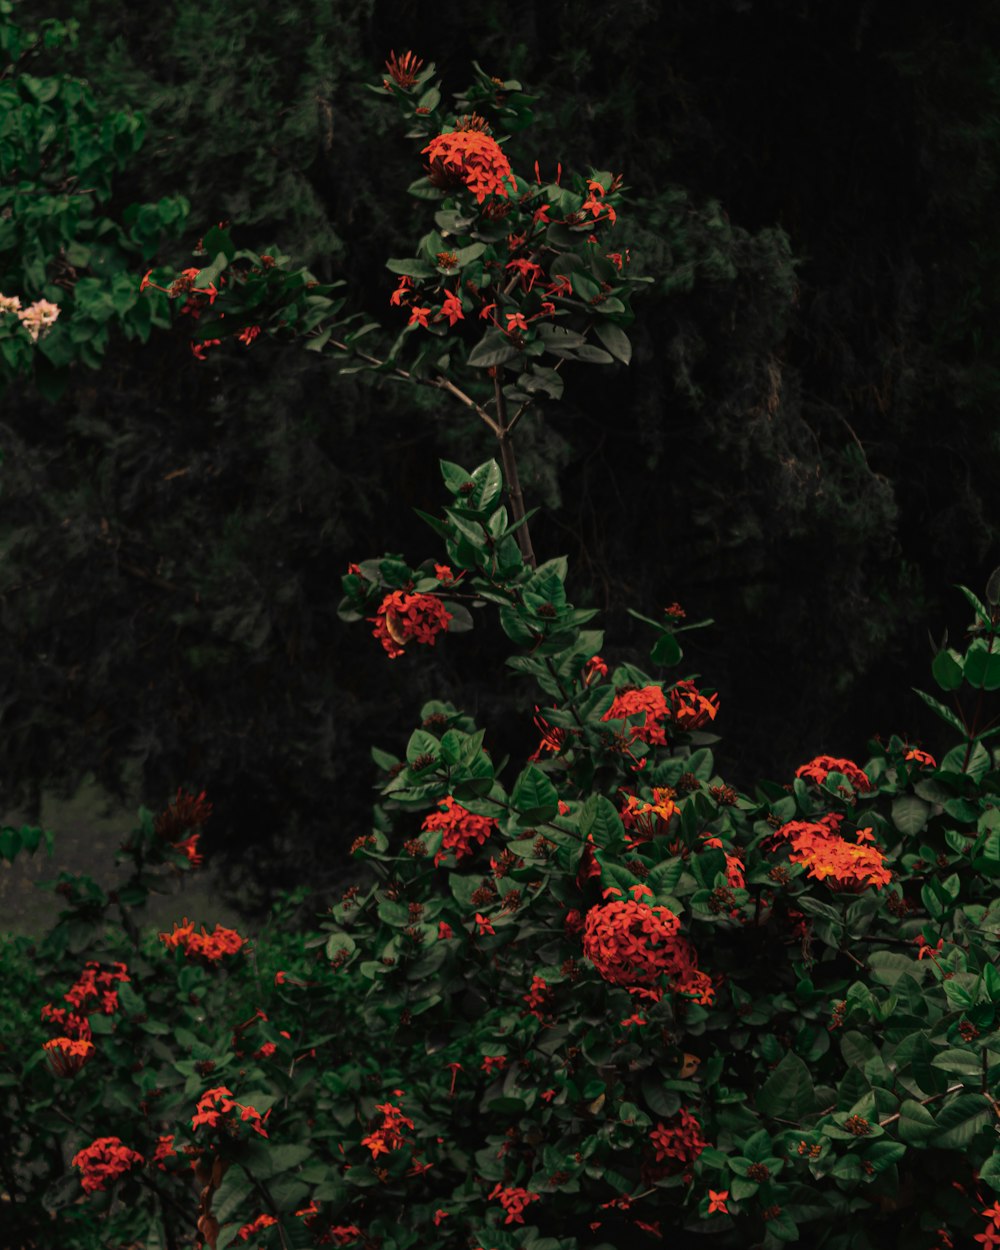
[594,322,632,364]
[892,795,929,836]
[467,330,523,368]
[651,632,682,667]
[511,765,559,823]
[897,1098,936,1144]
[573,343,615,364]
[755,1051,816,1120]
[964,641,1000,691]
[932,1094,991,1148]
[932,649,964,691]
[912,688,967,735]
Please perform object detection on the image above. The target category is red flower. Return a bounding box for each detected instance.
[489,1183,541,1225]
[384,50,424,90]
[602,685,670,747]
[438,920,454,941]
[155,789,212,840]
[772,815,891,891]
[433,1209,450,1226]
[904,746,937,769]
[408,305,432,328]
[707,1189,729,1215]
[43,1036,95,1077]
[422,795,497,866]
[505,258,544,292]
[390,276,413,306]
[795,754,873,793]
[475,913,495,936]
[237,324,261,346]
[160,918,247,961]
[72,1136,144,1193]
[171,832,203,866]
[370,590,452,658]
[238,1214,278,1242]
[361,1098,414,1156]
[439,290,464,326]
[481,1054,507,1074]
[649,1108,707,1167]
[582,654,609,684]
[423,130,514,204]
[505,312,529,334]
[668,680,719,730]
[583,899,713,1004]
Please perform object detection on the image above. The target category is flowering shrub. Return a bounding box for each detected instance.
[8,49,1000,1250]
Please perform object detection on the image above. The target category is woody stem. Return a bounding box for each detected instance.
[494,372,537,569]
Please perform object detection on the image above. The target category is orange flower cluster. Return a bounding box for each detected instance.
[422,795,497,866]
[620,789,678,846]
[191,1086,270,1138]
[237,1214,278,1242]
[41,960,130,1041]
[904,746,937,769]
[43,1036,95,1077]
[774,815,890,891]
[488,1183,541,1225]
[602,684,669,747]
[361,1098,414,1158]
[582,899,713,1004]
[668,680,720,730]
[649,1107,708,1167]
[370,590,452,658]
[71,1136,144,1193]
[160,918,247,960]
[423,130,514,204]
[795,754,874,793]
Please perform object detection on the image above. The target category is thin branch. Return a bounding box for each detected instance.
[877,1083,964,1128]
[330,338,499,435]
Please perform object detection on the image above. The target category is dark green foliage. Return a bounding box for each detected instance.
[5,0,1000,908]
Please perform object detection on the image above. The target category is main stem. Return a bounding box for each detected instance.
[494,373,536,569]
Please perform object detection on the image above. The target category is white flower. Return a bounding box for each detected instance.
[17,299,60,342]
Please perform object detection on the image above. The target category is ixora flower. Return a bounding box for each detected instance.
[795,754,874,793]
[602,684,670,747]
[620,788,678,844]
[488,1183,541,1225]
[370,590,452,659]
[71,1136,144,1193]
[42,1036,95,1077]
[155,787,212,840]
[361,1097,414,1157]
[383,49,424,90]
[668,680,719,730]
[582,899,714,1004]
[422,130,515,204]
[160,918,247,960]
[191,1085,271,1138]
[772,815,891,891]
[649,1107,708,1168]
[422,795,497,865]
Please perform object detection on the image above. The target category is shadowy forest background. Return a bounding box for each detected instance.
[4,0,1000,914]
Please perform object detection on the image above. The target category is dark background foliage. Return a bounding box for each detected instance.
[4,0,1000,909]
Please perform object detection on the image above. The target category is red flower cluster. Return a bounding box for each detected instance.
[191,1086,270,1138]
[237,1214,278,1242]
[602,684,669,747]
[361,1098,414,1158]
[71,1136,144,1193]
[795,754,874,793]
[668,680,720,730]
[42,1036,95,1077]
[41,960,130,1041]
[522,974,551,1021]
[773,815,891,891]
[489,1183,541,1224]
[620,789,678,846]
[422,795,497,866]
[582,899,713,1004]
[649,1107,708,1167]
[423,130,514,203]
[160,918,247,960]
[370,590,452,658]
